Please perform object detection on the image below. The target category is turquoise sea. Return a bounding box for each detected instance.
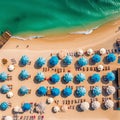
[0,0,120,35]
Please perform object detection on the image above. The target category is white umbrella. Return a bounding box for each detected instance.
[8,65,15,71]
[80,102,90,111]
[75,49,84,56]
[7,92,14,98]
[91,101,100,110]
[53,106,60,113]
[61,105,68,112]
[87,48,94,55]
[47,97,54,104]
[106,86,116,95]
[13,106,21,112]
[104,100,114,109]
[97,65,104,71]
[99,48,106,55]
[4,116,13,120]
[58,50,67,59]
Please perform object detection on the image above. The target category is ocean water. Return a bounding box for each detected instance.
[0,0,120,35]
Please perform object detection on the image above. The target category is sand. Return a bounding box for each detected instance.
[0,18,120,120]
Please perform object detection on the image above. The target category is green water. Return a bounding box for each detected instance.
[0,0,120,35]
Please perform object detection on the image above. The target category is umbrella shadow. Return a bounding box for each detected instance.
[18,61,26,67]
[88,90,95,98]
[88,57,95,66]
[87,76,95,84]
[61,76,68,84]
[33,61,42,69]
[73,76,80,84]
[101,75,109,84]
[102,56,109,65]
[75,104,83,112]
[33,76,42,84]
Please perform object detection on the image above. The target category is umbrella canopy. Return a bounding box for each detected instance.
[92,54,101,63]
[53,106,60,113]
[37,86,47,96]
[19,86,28,95]
[97,65,104,71]
[20,55,29,65]
[49,56,59,67]
[4,116,13,120]
[80,102,90,111]
[91,73,101,83]
[87,48,94,55]
[63,55,73,65]
[13,106,21,112]
[57,50,67,59]
[0,72,8,82]
[63,73,73,83]
[22,103,31,111]
[37,102,46,113]
[0,102,8,110]
[8,65,15,71]
[6,91,14,98]
[106,72,115,81]
[1,85,10,94]
[92,87,101,96]
[51,88,60,96]
[61,105,68,112]
[106,53,116,63]
[104,100,114,109]
[47,97,54,104]
[75,49,84,56]
[36,57,46,67]
[51,74,60,83]
[63,87,72,97]
[76,87,86,97]
[35,72,45,82]
[75,73,86,83]
[77,57,88,67]
[99,48,106,55]
[19,70,30,80]
[91,101,100,110]
[106,86,116,95]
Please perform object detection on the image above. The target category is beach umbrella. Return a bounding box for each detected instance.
[76,87,86,97]
[63,73,73,83]
[19,70,30,80]
[91,73,101,83]
[51,88,60,96]
[63,87,72,97]
[97,65,104,71]
[37,86,47,96]
[49,56,59,67]
[35,72,45,82]
[87,48,94,55]
[37,102,46,113]
[19,86,29,95]
[61,105,68,112]
[92,86,101,96]
[20,55,29,65]
[77,57,88,67]
[106,86,116,95]
[22,103,31,111]
[0,72,8,82]
[13,106,21,113]
[36,57,46,67]
[57,50,67,59]
[91,101,100,110]
[53,106,60,113]
[1,85,10,94]
[6,91,14,98]
[92,54,101,63]
[63,55,73,65]
[0,102,8,110]
[75,73,86,83]
[99,48,106,55]
[106,53,116,63]
[8,65,15,71]
[106,72,115,81]
[104,100,114,109]
[75,49,84,56]
[80,102,90,111]
[47,97,54,104]
[4,116,13,120]
[51,74,60,83]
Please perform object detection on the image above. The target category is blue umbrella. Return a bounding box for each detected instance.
[36,57,46,67]
[63,55,73,65]
[77,57,88,67]
[0,72,8,82]
[49,56,59,67]
[91,73,101,83]
[19,86,28,95]
[51,88,60,96]
[92,86,101,96]
[1,85,10,94]
[106,53,116,62]
[51,74,60,83]
[35,72,45,82]
[19,70,30,80]
[37,86,47,96]
[0,102,8,110]
[20,55,29,65]
[22,103,31,111]
[92,54,101,63]
[76,87,86,97]
[63,87,72,97]
[63,73,73,83]
[106,72,115,81]
[75,73,86,83]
